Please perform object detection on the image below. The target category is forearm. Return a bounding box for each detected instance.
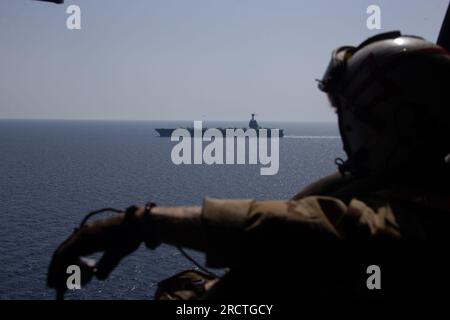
[143,199,296,268]
[144,206,206,252]
[136,199,255,267]
[137,197,349,269]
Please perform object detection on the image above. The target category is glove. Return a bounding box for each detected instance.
[47,205,159,299]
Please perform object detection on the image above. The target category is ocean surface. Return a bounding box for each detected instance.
[0,120,343,299]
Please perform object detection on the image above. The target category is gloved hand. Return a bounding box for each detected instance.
[47,205,158,299]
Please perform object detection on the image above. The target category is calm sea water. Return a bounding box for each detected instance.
[0,120,343,299]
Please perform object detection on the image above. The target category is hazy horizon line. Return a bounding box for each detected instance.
[0,117,336,123]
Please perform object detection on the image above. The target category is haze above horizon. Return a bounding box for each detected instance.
[0,0,447,122]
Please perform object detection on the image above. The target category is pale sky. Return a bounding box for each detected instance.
[0,0,447,121]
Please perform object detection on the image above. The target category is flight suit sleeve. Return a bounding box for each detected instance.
[201,196,401,268]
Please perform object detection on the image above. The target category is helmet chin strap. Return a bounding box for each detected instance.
[334,157,352,175]
[445,154,450,164]
[334,133,372,177]
[335,101,359,176]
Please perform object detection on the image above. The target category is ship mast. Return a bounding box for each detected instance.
[249,113,259,130]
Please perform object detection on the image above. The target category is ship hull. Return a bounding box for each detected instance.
[155,128,284,138]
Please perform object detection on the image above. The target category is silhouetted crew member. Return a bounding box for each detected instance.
[48,32,450,299]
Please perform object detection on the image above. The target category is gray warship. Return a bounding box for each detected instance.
[155,114,284,138]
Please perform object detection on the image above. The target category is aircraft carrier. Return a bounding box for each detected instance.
[155,114,284,138]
